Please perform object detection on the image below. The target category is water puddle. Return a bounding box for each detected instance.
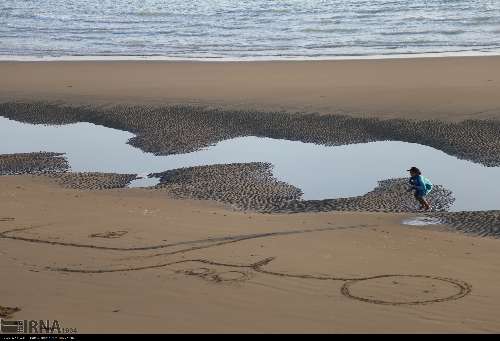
[1,116,499,211]
[401,217,443,226]
[129,172,161,187]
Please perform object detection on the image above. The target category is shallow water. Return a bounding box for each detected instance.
[1,116,499,212]
[1,0,499,59]
[401,217,443,226]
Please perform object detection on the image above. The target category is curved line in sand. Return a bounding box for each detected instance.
[340,275,472,306]
[0,221,472,305]
[0,224,367,251]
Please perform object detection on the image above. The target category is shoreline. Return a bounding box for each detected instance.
[2,50,500,62]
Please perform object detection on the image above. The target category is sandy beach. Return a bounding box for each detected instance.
[1,175,500,333]
[1,56,500,121]
[1,57,500,333]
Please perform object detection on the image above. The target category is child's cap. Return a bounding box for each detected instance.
[407,166,421,174]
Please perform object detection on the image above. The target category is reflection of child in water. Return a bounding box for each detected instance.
[407,167,432,211]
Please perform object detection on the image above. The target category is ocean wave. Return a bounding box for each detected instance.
[1,0,499,60]
[380,29,466,36]
[133,11,174,17]
[301,28,359,34]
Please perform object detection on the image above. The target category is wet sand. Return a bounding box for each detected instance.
[1,57,500,121]
[0,152,69,175]
[1,58,500,332]
[151,163,455,213]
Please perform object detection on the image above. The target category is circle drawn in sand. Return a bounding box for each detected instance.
[341,275,471,306]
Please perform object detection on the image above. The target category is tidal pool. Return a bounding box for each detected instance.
[1,116,499,212]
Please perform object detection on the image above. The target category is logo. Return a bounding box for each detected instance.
[0,320,23,334]
[1,319,77,334]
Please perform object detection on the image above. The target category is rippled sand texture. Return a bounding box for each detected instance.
[0,152,69,175]
[433,211,500,238]
[151,162,303,211]
[49,172,138,190]
[151,163,454,213]
[0,152,137,190]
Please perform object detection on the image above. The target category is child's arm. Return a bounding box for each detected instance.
[408,177,425,192]
[413,176,426,192]
[408,178,416,192]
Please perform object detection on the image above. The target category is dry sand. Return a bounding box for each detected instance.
[1,58,500,333]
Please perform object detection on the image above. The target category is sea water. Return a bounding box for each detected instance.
[1,0,499,60]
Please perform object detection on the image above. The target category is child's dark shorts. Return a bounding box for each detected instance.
[414,190,426,200]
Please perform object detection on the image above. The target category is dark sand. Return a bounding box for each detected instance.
[0,152,69,175]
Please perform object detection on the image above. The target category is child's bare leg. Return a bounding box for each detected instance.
[417,197,431,210]
[423,199,431,210]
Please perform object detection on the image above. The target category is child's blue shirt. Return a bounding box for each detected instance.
[409,175,431,196]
